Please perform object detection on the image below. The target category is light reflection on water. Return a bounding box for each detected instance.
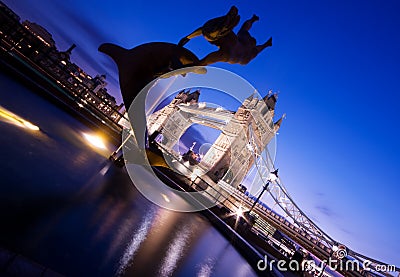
[116,207,258,277]
[196,257,216,277]
[0,104,40,131]
[117,206,157,276]
[159,222,194,277]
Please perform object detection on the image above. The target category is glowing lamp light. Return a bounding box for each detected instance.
[22,121,40,131]
[235,206,244,218]
[83,133,107,149]
[0,106,40,131]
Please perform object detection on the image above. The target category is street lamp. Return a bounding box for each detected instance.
[249,169,279,213]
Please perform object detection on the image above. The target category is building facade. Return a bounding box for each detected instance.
[0,1,124,123]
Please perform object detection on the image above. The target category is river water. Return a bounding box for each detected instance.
[0,70,258,277]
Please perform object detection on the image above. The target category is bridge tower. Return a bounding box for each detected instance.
[147,89,200,150]
[199,93,284,188]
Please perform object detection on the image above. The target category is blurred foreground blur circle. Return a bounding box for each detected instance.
[122,66,277,212]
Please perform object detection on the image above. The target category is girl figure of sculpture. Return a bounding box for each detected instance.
[178,6,272,65]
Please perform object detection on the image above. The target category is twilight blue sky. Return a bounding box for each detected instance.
[4,0,400,266]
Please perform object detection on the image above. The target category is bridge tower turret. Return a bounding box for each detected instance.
[199,93,283,187]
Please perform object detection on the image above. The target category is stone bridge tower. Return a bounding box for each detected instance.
[199,93,283,187]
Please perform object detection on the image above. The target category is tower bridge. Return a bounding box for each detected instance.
[147,89,283,188]
[146,89,399,277]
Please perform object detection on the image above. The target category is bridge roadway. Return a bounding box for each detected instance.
[221,182,380,277]
[215,181,398,277]
[222,182,399,275]
[220,185,337,263]
[192,177,366,277]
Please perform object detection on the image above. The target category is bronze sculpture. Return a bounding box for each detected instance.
[98,42,199,108]
[178,6,241,46]
[178,6,272,65]
[99,6,272,109]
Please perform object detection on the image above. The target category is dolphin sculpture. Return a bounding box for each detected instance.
[98,42,199,109]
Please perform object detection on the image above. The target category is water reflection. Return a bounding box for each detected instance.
[159,222,195,276]
[0,104,40,131]
[197,258,215,277]
[117,207,258,277]
[117,207,157,276]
